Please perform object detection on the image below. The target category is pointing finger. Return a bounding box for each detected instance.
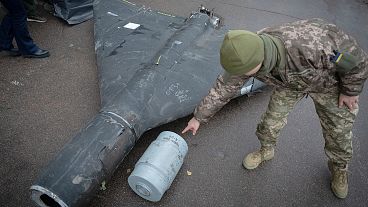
[182,126,192,134]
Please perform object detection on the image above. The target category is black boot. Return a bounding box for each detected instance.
[23,48,50,58]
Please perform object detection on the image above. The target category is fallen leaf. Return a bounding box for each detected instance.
[100,181,107,191]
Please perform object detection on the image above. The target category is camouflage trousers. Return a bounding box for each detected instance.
[256,87,359,166]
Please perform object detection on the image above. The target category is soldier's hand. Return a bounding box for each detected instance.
[339,94,359,111]
[182,117,200,135]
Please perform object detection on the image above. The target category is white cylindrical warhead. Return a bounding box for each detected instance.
[128,131,188,202]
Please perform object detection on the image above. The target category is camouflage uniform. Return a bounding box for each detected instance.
[194,18,368,167]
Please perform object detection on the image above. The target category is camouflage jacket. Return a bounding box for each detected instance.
[194,18,368,123]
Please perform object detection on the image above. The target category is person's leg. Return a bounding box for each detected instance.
[22,0,47,23]
[256,87,305,147]
[310,90,358,199]
[1,0,39,54]
[22,0,36,16]
[0,14,14,50]
[243,87,304,169]
[311,90,357,167]
[0,5,21,56]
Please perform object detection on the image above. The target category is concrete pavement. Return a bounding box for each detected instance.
[0,0,367,206]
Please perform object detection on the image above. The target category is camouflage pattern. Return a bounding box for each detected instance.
[257,87,358,166]
[256,87,305,147]
[194,72,249,123]
[193,19,366,166]
[257,18,368,96]
[194,18,367,123]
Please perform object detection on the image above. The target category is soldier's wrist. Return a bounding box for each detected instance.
[193,115,208,124]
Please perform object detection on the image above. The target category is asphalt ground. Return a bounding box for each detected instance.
[0,0,367,206]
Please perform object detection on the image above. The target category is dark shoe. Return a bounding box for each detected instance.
[23,49,50,58]
[27,15,47,23]
[0,48,21,57]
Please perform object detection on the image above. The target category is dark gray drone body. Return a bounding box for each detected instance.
[30,1,264,206]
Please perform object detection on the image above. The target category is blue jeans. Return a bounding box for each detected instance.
[0,0,38,54]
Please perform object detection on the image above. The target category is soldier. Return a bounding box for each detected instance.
[182,18,368,199]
